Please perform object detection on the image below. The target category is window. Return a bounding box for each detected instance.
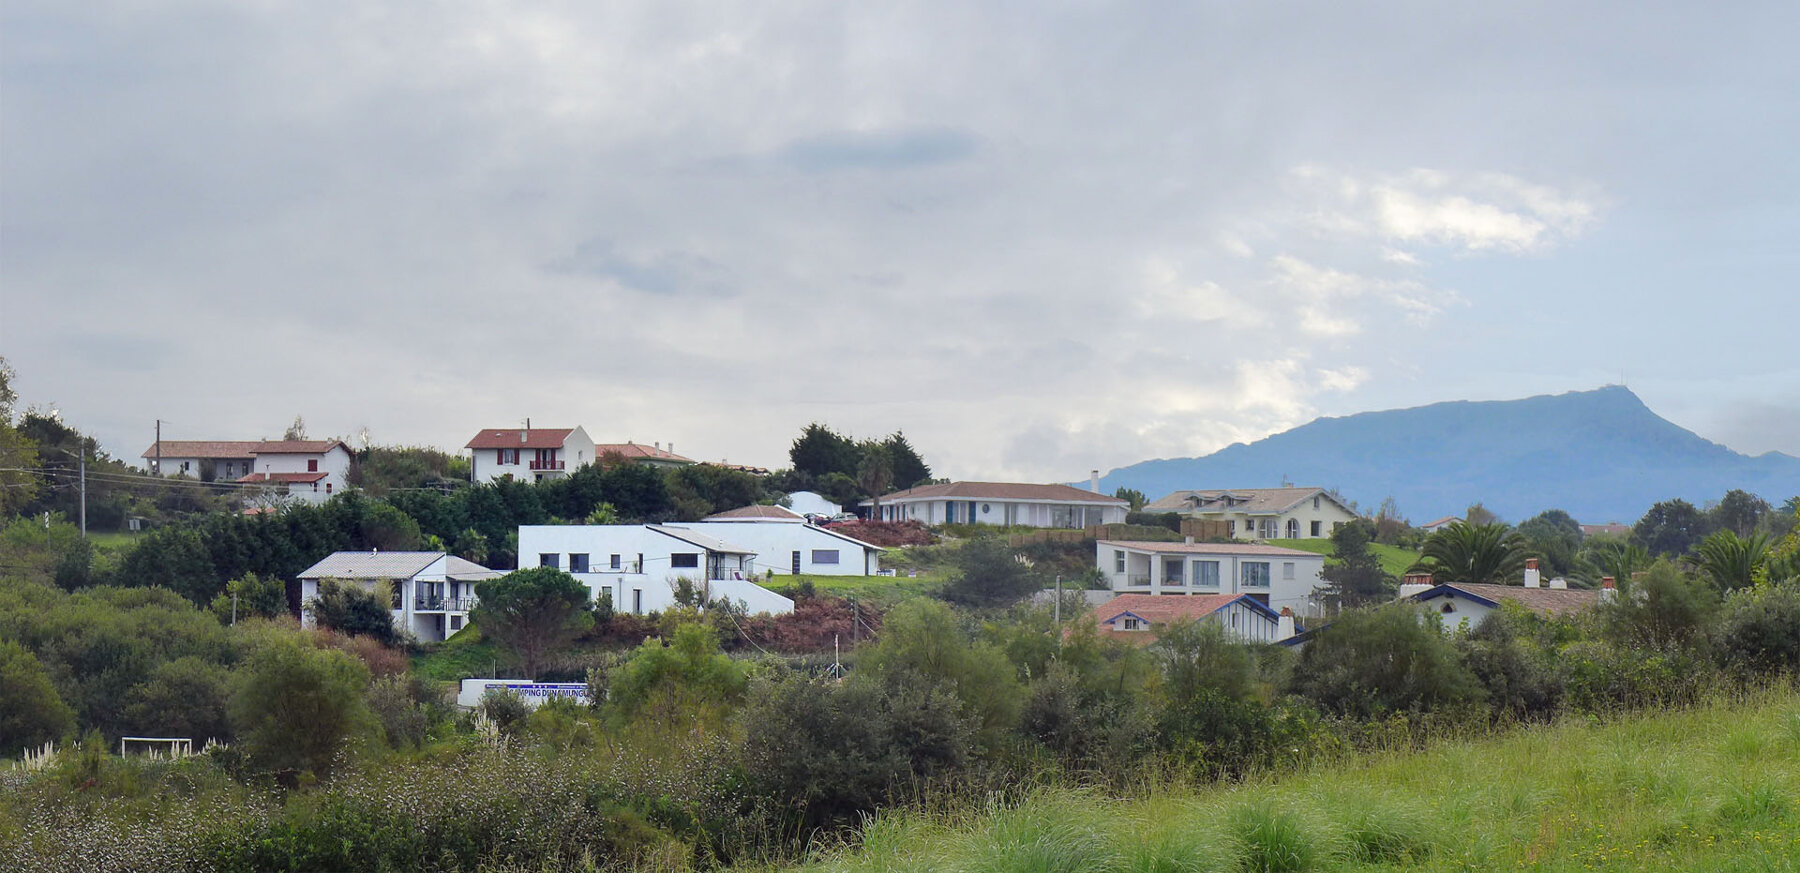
[1258,518,1278,539]
[539,553,559,569]
[1163,558,1184,584]
[610,554,621,570]
[569,553,589,573]
[449,615,463,631]
[1195,561,1220,588]
[632,589,643,614]
[1314,496,1321,510]
[670,553,699,569]
[325,483,332,494]
[792,551,802,574]
[1114,550,1126,573]
[307,459,319,472]
[1283,561,1296,580]
[180,461,190,473]
[1241,562,1271,588]
[811,549,840,565]
[1227,521,1236,537]
[498,448,519,465]
[1122,617,1142,631]
[1286,518,1299,538]
[1310,520,1322,537]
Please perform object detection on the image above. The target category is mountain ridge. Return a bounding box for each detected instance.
[1090,387,1800,524]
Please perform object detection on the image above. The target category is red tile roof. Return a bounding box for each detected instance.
[142,439,346,459]
[141,440,262,460]
[237,472,329,484]
[595,442,695,463]
[251,440,347,454]
[870,481,1127,504]
[1425,583,1600,617]
[1145,487,1349,515]
[466,428,576,450]
[1094,593,1272,644]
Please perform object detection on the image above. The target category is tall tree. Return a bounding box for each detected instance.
[1518,509,1583,577]
[1464,502,1500,527]
[1693,530,1769,591]
[789,423,859,479]
[856,440,894,518]
[1417,522,1527,585]
[283,416,308,441]
[1320,517,1394,607]
[1632,498,1713,557]
[882,432,932,490]
[474,567,593,680]
[1113,487,1147,512]
[1711,489,1770,537]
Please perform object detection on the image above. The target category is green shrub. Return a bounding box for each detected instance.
[0,639,74,756]
[1288,604,1484,717]
[1229,800,1317,873]
[1715,580,1800,676]
[228,637,372,779]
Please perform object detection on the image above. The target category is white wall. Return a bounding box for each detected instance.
[664,521,880,576]
[883,498,1126,528]
[1096,543,1325,616]
[518,525,794,615]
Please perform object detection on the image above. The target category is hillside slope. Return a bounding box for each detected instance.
[1095,386,1800,524]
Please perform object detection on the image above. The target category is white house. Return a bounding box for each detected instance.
[465,426,597,484]
[864,482,1128,528]
[1095,593,1295,645]
[593,441,695,469]
[237,440,354,505]
[297,550,501,642]
[675,509,884,575]
[517,524,795,616]
[1406,560,1608,632]
[785,491,843,518]
[1096,539,1327,617]
[1419,516,1462,533]
[142,438,352,505]
[1144,487,1358,540]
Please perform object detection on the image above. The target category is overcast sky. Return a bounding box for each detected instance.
[4,1,1797,481]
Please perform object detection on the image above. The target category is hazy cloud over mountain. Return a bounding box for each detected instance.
[4,1,1795,480]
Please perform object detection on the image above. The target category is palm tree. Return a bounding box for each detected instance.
[1416,522,1527,585]
[1694,530,1769,591]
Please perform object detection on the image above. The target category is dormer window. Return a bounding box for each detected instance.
[1122,618,1142,631]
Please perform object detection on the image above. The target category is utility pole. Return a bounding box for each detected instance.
[78,448,86,538]
[1053,575,1061,624]
[155,419,162,476]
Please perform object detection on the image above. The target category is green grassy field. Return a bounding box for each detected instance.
[794,688,1800,872]
[785,571,948,601]
[1270,537,1421,577]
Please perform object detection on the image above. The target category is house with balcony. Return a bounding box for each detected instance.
[142,438,352,505]
[1096,593,1295,645]
[1144,487,1358,540]
[297,550,501,642]
[465,426,597,484]
[1096,539,1326,617]
[517,524,794,616]
[862,482,1128,528]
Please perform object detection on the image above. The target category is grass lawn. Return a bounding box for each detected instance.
[1270,537,1421,577]
[794,687,1800,872]
[781,572,947,603]
[85,530,146,557]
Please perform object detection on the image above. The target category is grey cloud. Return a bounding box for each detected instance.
[776,127,978,173]
[549,240,735,298]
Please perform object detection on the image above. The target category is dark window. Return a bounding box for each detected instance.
[569,553,589,572]
[308,459,319,472]
[610,554,621,570]
[1310,520,1322,537]
[540,553,559,569]
[812,549,840,565]
[671,553,699,569]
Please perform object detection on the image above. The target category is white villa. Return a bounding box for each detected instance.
[1144,486,1357,541]
[297,550,501,642]
[864,482,1128,528]
[683,507,884,575]
[142,439,353,504]
[517,524,795,616]
[1096,539,1327,617]
[465,426,597,484]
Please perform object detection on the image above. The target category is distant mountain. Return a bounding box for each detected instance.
[1092,387,1800,526]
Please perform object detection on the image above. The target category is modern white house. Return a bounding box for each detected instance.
[517,524,795,616]
[1144,487,1358,541]
[677,510,884,575]
[863,482,1128,528]
[297,550,502,642]
[785,491,843,518]
[1096,539,1327,617]
[465,426,597,484]
[1095,593,1295,645]
[142,439,353,505]
[1419,516,1462,533]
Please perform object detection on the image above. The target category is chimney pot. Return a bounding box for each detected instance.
[1601,576,1616,589]
[1525,558,1539,570]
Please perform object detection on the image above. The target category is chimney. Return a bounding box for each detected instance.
[1090,470,1100,493]
[668,442,674,456]
[1600,576,1618,604]
[1184,535,1195,545]
[655,441,661,452]
[1398,571,1435,600]
[1523,558,1540,589]
[1278,607,1295,641]
[1549,576,1568,590]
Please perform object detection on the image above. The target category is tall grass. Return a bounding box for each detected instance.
[795,687,1800,872]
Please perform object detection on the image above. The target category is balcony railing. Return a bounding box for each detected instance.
[1125,575,1152,587]
[415,596,476,612]
[528,459,565,471]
